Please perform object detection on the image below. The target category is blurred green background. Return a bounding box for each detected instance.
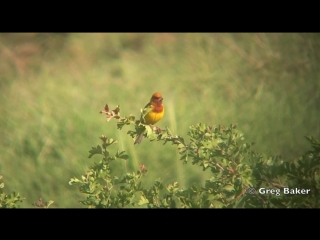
[0,33,319,207]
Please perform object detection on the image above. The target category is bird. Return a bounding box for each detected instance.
[134,92,164,144]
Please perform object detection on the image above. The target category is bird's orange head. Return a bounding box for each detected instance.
[150,92,163,103]
[149,92,164,113]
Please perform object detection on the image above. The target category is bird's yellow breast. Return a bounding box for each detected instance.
[144,107,165,125]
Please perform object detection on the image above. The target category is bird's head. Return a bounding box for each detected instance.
[151,92,163,103]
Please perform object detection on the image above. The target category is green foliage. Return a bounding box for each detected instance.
[69,105,320,208]
[0,176,54,208]
[0,175,24,208]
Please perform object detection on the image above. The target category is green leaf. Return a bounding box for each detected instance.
[203,161,209,169]
[69,177,82,185]
[45,200,54,208]
[166,182,179,194]
[209,200,225,208]
[116,150,129,160]
[223,185,234,192]
[88,145,102,158]
[119,154,129,160]
[128,115,135,122]
[138,195,149,206]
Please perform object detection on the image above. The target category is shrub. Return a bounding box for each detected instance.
[69,105,320,208]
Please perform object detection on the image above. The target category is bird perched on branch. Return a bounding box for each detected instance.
[134,92,164,144]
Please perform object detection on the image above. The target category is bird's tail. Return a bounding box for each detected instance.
[134,129,145,144]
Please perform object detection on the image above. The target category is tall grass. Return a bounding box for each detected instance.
[0,33,319,207]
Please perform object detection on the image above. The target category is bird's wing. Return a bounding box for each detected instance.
[140,102,153,123]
